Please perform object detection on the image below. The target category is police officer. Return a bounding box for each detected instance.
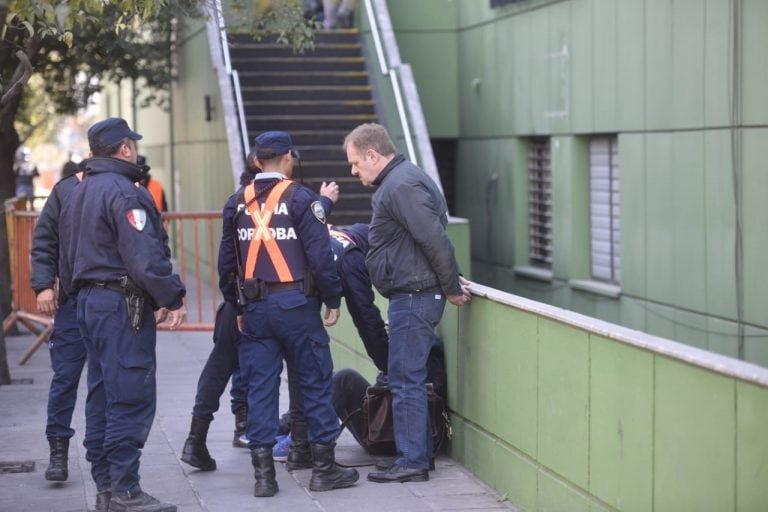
[30,160,85,484]
[218,130,358,497]
[329,223,388,373]
[58,118,187,512]
[182,149,339,471]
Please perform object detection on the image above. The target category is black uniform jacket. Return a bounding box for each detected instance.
[58,157,185,310]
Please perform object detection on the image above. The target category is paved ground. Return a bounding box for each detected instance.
[0,327,516,512]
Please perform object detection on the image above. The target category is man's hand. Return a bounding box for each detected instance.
[36,288,57,316]
[160,304,187,330]
[320,181,339,204]
[447,276,472,306]
[323,307,340,326]
[237,314,244,332]
[154,308,169,324]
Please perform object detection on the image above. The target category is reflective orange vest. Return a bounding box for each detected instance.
[146,178,166,212]
[238,179,307,283]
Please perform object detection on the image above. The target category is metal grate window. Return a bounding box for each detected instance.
[589,137,621,283]
[528,139,552,269]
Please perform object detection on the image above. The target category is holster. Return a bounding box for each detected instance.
[235,275,249,306]
[241,278,268,301]
[118,277,146,332]
[302,270,318,297]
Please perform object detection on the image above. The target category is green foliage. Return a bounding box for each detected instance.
[228,0,319,54]
[2,1,205,116]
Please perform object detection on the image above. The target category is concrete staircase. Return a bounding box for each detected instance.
[228,29,377,225]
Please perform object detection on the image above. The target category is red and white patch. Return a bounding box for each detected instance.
[126,209,147,231]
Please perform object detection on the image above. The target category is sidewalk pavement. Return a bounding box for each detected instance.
[0,328,516,512]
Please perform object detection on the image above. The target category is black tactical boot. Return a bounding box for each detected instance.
[45,437,69,481]
[180,417,216,471]
[107,489,176,512]
[232,405,248,448]
[285,420,312,471]
[95,490,111,512]
[251,447,279,497]
[308,443,359,492]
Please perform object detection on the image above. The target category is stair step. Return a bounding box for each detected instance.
[295,146,347,161]
[277,130,350,146]
[244,100,375,116]
[238,71,370,86]
[231,57,365,73]
[246,114,376,131]
[229,29,360,47]
[241,85,372,102]
[230,44,362,59]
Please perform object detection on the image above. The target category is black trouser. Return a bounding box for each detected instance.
[331,369,370,448]
[192,302,247,421]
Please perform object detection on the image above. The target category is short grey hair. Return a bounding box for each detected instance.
[343,123,396,157]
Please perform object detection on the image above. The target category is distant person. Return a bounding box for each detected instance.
[13,146,39,201]
[137,155,168,212]
[343,123,470,484]
[323,0,356,29]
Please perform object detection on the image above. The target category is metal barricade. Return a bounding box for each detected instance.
[162,211,222,331]
[3,201,222,364]
[3,198,54,364]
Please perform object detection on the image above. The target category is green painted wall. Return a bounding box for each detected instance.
[331,221,768,511]
[379,0,459,138]
[384,0,768,366]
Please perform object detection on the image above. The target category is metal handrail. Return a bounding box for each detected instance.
[208,1,247,188]
[232,69,250,158]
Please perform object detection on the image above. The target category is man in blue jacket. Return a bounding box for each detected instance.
[344,123,471,484]
[59,118,187,512]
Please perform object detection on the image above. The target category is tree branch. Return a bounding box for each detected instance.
[0,50,34,109]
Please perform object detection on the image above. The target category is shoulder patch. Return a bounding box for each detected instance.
[126,209,147,231]
[310,201,326,224]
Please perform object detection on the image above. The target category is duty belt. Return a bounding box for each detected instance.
[241,279,304,302]
[83,277,147,331]
[86,280,129,294]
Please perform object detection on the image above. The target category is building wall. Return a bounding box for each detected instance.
[387,0,768,366]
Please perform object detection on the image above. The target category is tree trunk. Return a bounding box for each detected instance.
[0,87,21,385]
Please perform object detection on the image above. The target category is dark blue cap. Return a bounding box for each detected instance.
[254,131,300,160]
[88,117,142,152]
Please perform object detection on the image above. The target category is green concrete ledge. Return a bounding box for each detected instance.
[329,219,768,511]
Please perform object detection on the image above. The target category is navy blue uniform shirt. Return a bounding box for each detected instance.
[331,225,389,373]
[31,173,80,296]
[58,157,185,309]
[218,174,341,309]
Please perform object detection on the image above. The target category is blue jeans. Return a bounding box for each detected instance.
[388,287,446,469]
[46,298,87,439]
[77,286,157,493]
[239,290,339,448]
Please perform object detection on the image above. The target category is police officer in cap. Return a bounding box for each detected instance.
[218,130,358,497]
[58,117,187,512]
